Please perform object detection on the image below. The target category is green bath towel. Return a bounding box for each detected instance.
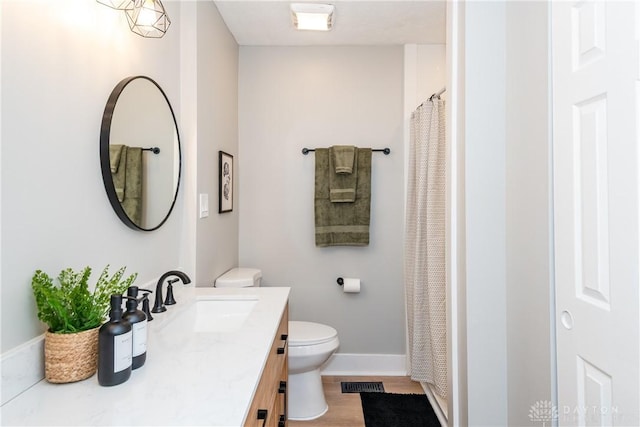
[329,146,358,203]
[315,148,372,247]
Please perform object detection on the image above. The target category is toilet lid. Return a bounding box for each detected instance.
[288,321,338,346]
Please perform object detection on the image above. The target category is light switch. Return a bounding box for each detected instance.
[199,193,209,218]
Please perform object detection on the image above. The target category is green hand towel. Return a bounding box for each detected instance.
[329,146,358,203]
[122,147,142,226]
[109,144,124,173]
[332,145,356,174]
[111,146,127,202]
[315,148,372,247]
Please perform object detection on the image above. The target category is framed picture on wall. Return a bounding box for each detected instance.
[219,151,233,213]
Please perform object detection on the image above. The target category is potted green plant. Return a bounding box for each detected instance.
[31,265,137,383]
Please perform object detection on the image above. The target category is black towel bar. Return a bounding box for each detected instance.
[142,147,160,154]
[302,147,390,155]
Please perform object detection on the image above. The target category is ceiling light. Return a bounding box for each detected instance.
[290,3,334,31]
[125,0,171,38]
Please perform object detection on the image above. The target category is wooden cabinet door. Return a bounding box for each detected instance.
[245,304,289,427]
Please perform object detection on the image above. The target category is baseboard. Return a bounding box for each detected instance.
[1,334,45,406]
[422,382,448,427]
[320,353,407,376]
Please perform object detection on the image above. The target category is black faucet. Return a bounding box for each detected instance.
[151,270,192,313]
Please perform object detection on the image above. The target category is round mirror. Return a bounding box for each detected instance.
[100,76,181,231]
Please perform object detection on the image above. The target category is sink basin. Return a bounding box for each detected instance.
[194,296,258,333]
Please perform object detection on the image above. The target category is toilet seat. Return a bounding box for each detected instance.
[289,321,338,346]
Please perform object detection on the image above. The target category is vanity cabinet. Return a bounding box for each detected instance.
[1,288,292,426]
[245,303,288,427]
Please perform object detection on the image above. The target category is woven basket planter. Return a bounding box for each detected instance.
[44,326,99,383]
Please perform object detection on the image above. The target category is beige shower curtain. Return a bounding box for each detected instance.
[405,97,447,398]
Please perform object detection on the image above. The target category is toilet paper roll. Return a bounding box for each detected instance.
[342,278,360,293]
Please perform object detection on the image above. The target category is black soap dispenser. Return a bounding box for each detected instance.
[123,286,147,370]
[98,294,132,386]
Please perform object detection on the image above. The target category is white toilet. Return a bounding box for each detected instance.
[215,268,340,421]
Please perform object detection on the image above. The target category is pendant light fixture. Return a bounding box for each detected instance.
[125,0,171,38]
[96,0,133,10]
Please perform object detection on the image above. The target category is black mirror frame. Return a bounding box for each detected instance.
[99,75,182,232]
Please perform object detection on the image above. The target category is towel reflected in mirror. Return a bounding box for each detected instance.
[109,144,143,225]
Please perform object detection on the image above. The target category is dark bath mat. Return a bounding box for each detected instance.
[341,381,385,393]
[360,392,440,427]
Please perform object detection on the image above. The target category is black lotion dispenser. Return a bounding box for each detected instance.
[123,286,148,370]
[98,294,132,386]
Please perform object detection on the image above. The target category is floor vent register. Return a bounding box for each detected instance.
[341,381,386,393]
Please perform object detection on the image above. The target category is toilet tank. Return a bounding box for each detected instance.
[215,268,262,288]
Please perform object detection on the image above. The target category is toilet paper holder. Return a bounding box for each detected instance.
[337,277,361,293]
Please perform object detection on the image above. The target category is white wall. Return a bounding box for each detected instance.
[195,1,239,285]
[0,0,239,356]
[453,1,554,425]
[404,44,447,111]
[238,46,406,354]
[417,45,447,103]
[446,3,467,423]
[1,0,181,353]
[463,2,508,425]
[505,2,552,424]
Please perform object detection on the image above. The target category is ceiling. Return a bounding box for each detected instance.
[213,1,446,46]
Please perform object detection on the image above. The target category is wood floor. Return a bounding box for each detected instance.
[288,376,425,427]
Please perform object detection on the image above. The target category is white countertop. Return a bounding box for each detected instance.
[1,286,290,426]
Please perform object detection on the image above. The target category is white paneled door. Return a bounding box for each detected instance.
[552,1,639,426]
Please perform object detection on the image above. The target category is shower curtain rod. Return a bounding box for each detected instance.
[416,87,447,110]
[429,87,446,101]
[302,147,391,155]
